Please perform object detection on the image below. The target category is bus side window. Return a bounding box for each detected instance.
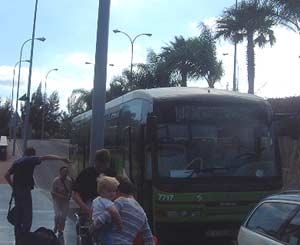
[145,149,152,180]
[119,99,143,181]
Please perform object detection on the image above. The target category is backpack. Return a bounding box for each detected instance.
[23,227,60,245]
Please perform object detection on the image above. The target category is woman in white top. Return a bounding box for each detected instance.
[51,166,72,236]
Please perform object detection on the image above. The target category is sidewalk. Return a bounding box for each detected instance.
[0,140,77,245]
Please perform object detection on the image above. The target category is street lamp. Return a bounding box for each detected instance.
[41,68,58,139]
[113,29,152,89]
[12,36,46,155]
[11,60,30,112]
[85,61,114,67]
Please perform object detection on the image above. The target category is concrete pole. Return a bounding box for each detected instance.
[23,0,39,152]
[89,0,111,166]
[233,0,238,91]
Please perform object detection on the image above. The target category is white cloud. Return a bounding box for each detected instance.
[188,22,199,36]
[63,52,94,69]
[107,44,147,82]
[217,26,300,98]
[254,28,300,98]
[111,0,145,8]
[202,17,217,30]
[0,65,34,95]
[41,46,148,110]
[111,0,122,7]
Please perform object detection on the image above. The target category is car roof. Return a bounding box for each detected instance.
[263,191,300,203]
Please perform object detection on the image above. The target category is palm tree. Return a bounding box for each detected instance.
[106,73,130,102]
[270,0,300,32]
[196,24,224,88]
[135,50,177,89]
[161,27,223,88]
[216,0,277,94]
[160,36,195,87]
[107,50,176,98]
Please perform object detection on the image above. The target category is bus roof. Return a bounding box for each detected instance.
[107,87,268,106]
[73,87,269,124]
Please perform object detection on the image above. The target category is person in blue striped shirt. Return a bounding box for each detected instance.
[94,177,154,245]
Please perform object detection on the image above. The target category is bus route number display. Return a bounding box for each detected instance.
[175,105,251,122]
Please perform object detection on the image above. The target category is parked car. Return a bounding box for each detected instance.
[238,190,300,245]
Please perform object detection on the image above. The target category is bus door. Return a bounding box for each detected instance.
[142,114,158,226]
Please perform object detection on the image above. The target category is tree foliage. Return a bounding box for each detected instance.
[270,0,300,32]
[56,111,72,139]
[67,88,92,118]
[27,83,43,138]
[0,99,12,136]
[46,91,61,137]
[22,84,62,138]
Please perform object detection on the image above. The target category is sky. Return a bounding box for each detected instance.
[1,0,300,111]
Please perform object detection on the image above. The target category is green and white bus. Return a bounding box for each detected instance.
[70,87,282,243]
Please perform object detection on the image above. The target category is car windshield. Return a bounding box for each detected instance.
[156,122,278,178]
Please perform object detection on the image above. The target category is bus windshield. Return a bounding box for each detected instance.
[155,105,278,178]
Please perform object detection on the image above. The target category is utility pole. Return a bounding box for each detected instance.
[23,0,39,152]
[89,0,111,165]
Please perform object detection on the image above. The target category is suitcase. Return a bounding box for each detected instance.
[23,227,60,245]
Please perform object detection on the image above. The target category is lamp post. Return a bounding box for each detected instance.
[12,37,45,156]
[10,60,30,141]
[112,29,152,90]
[41,68,58,139]
[11,60,30,111]
[23,0,42,152]
[223,52,239,91]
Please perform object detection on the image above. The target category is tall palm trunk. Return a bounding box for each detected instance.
[247,31,255,94]
[181,70,188,87]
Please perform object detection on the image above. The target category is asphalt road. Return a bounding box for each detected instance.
[26,139,72,191]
